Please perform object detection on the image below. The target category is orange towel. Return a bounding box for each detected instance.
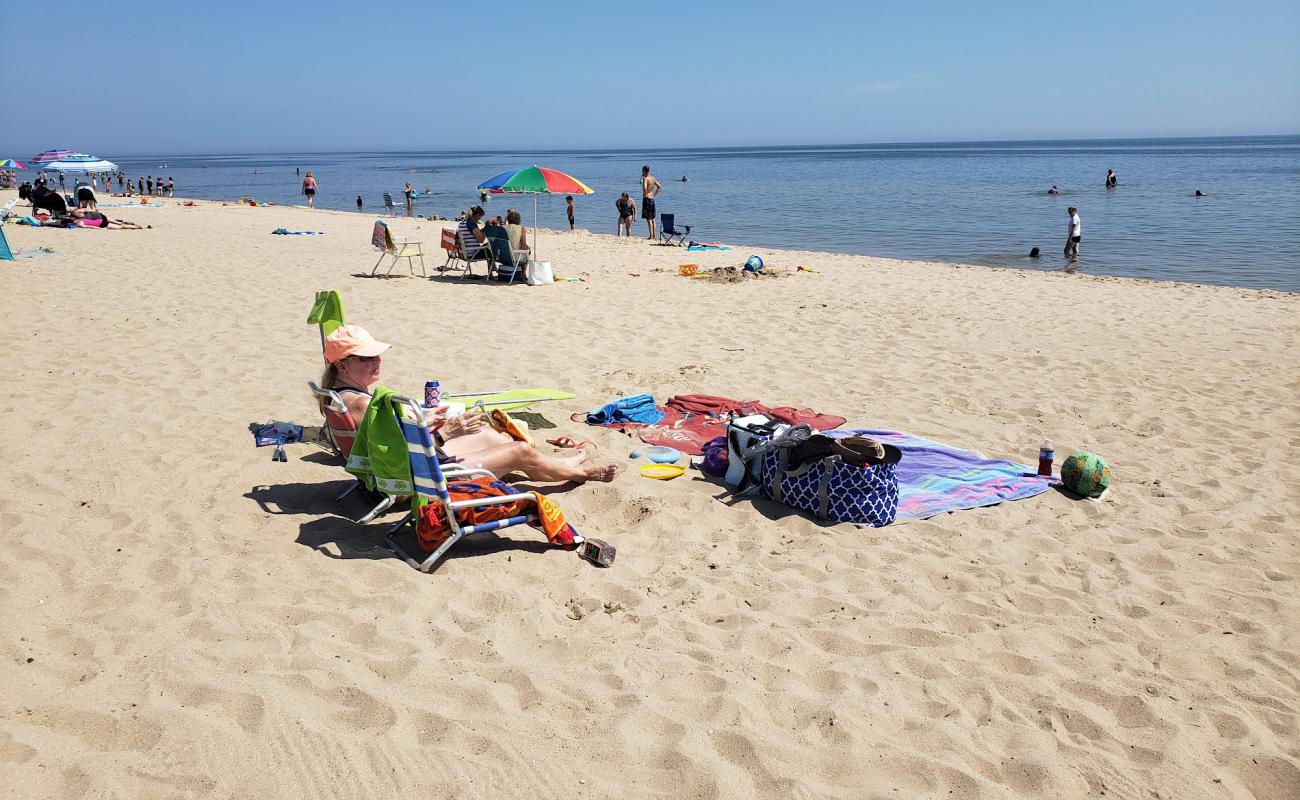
[416,477,579,551]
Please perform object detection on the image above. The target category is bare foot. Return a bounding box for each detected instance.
[583,463,621,483]
[557,451,590,468]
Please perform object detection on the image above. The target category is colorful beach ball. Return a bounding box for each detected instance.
[744,255,764,272]
[1060,451,1111,498]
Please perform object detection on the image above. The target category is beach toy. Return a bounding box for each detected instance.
[630,446,682,463]
[679,264,699,277]
[1060,451,1111,498]
[744,255,764,272]
[640,463,686,480]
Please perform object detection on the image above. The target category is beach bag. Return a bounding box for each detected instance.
[724,414,785,489]
[759,446,900,527]
[527,261,554,286]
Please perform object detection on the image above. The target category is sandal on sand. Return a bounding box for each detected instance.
[546,436,597,451]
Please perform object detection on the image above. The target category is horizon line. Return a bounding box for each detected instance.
[5,133,1296,161]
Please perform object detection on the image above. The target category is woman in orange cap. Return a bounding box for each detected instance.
[320,325,619,484]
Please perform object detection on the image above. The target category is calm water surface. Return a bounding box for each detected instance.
[99,136,1300,291]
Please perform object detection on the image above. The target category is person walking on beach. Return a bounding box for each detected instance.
[566,195,575,231]
[1065,206,1082,260]
[615,192,636,237]
[403,182,415,216]
[1106,169,1117,188]
[641,165,661,240]
[302,171,318,208]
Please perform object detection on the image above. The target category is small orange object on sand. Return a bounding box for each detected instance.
[679,264,699,277]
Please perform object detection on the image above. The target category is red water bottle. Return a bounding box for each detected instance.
[1037,439,1054,477]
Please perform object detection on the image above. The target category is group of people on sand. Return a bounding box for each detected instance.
[455,205,534,281]
[615,165,663,238]
[318,325,619,485]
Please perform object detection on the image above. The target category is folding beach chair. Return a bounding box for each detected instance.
[659,213,691,246]
[382,192,397,216]
[457,222,495,279]
[383,395,542,572]
[0,198,17,221]
[484,225,528,283]
[439,227,465,273]
[370,220,426,277]
[308,381,399,523]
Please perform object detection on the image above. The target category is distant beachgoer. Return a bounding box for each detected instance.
[117,171,125,191]
[458,205,493,270]
[296,167,300,175]
[680,176,688,182]
[1106,170,1117,188]
[356,194,363,210]
[1065,206,1082,259]
[302,171,317,208]
[69,208,143,229]
[146,176,154,195]
[615,192,636,237]
[1194,189,1205,197]
[58,173,65,190]
[1029,247,1041,258]
[566,195,575,231]
[167,177,174,197]
[479,191,489,204]
[506,208,531,273]
[1048,185,1060,195]
[403,182,414,215]
[641,165,661,239]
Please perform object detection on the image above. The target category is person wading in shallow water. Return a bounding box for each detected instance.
[1065,206,1082,260]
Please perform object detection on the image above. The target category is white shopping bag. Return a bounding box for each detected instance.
[527,261,554,285]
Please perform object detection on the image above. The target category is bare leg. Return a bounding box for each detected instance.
[453,441,619,483]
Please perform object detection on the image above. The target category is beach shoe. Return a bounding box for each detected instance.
[546,436,597,451]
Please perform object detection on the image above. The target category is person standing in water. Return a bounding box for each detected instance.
[566,195,575,231]
[302,171,318,208]
[1065,206,1082,260]
[1106,169,1117,188]
[356,194,363,210]
[641,165,661,240]
[403,182,415,215]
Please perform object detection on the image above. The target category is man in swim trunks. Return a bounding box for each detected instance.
[1065,206,1082,259]
[641,165,661,240]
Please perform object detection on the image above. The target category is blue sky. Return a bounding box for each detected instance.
[1,0,1296,155]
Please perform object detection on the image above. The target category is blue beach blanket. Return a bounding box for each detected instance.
[272,228,326,235]
[686,242,732,251]
[837,428,1053,521]
[586,394,665,426]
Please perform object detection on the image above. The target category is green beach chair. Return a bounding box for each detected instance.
[484,225,527,284]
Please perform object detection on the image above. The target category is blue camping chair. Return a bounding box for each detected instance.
[383,396,544,572]
[659,213,691,246]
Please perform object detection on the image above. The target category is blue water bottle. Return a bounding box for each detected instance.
[424,380,441,409]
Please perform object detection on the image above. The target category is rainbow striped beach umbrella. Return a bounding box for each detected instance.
[477,165,594,196]
[0,159,27,169]
[31,149,72,163]
[476,166,593,258]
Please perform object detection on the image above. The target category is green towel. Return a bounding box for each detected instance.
[345,386,414,496]
[307,290,346,337]
[454,387,576,412]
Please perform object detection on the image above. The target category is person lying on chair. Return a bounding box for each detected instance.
[319,325,620,484]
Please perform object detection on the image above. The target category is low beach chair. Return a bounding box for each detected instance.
[0,198,18,221]
[382,192,398,216]
[660,213,692,246]
[383,395,539,572]
[308,381,397,523]
[439,227,465,273]
[457,224,495,280]
[370,220,426,277]
[484,225,528,283]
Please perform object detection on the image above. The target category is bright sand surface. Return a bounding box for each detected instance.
[1,192,1297,799]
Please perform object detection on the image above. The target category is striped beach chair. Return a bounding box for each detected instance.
[307,381,397,523]
[384,395,538,573]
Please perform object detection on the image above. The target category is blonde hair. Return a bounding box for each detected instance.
[317,362,339,414]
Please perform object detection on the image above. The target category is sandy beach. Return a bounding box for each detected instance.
[1,193,1297,799]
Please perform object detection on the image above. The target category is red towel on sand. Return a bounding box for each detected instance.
[577,394,846,455]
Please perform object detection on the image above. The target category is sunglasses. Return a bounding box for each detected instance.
[346,354,382,364]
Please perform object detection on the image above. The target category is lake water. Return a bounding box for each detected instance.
[90,136,1300,291]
